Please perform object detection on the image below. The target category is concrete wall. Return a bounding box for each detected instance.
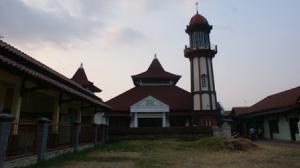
[263,119,271,139]
[272,114,292,140]
[262,111,299,141]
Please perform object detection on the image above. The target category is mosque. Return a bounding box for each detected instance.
[0,9,221,166]
[105,11,219,128]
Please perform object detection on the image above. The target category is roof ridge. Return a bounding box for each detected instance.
[0,39,97,97]
[253,85,300,104]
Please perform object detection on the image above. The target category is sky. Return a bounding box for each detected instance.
[0,0,299,110]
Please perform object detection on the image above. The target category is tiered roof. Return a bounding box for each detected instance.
[131,57,181,86]
[106,86,192,112]
[107,57,191,115]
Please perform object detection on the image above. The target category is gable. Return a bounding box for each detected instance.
[130,96,169,113]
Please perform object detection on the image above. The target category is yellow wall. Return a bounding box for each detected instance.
[0,69,22,113]
[0,69,96,126]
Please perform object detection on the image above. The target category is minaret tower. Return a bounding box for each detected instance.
[184,8,218,127]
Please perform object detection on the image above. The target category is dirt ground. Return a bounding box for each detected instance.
[49,138,300,168]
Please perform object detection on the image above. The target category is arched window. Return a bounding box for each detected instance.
[201,74,207,88]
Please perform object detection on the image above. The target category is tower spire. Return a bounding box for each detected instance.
[195,1,199,14]
[79,62,83,69]
[154,53,157,59]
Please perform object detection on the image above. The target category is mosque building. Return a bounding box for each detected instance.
[106,11,218,128]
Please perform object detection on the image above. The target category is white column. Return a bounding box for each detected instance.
[11,83,22,135]
[185,118,190,127]
[51,94,60,133]
[162,114,166,127]
[165,114,170,127]
[296,121,300,142]
[134,113,138,127]
[130,113,135,128]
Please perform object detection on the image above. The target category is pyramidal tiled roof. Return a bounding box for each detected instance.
[71,64,101,93]
[106,85,192,112]
[131,57,181,80]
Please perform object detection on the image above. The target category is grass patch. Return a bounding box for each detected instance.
[24,137,300,168]
[95,140,156,152]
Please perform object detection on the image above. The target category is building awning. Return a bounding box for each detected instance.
[0,40,111,110]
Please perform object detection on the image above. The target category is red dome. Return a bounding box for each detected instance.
[189,13,208,26]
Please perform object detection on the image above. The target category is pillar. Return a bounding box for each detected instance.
[162,114,166,127]
[0,86,6,112]
[92,124,98,146]
[0,113,14,168]
[11,84,22,135]
[72,122,80,152]
[51,95,60,133]
[134,113,138,127]
[37,117,50,162]
[296,121,300,142]
[77,107,82,123]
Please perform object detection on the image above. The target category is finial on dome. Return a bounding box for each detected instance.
[154,53,157,59]
[195,1,199,14]
[79,62,83,69]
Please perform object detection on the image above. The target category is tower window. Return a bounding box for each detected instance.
[201,74,207,88]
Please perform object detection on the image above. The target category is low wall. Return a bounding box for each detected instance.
[4,144,93,168]
[109,127,212,140]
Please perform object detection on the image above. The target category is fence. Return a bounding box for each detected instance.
[6,123,37,160]
[47,123,73,150]
[79,124,94,144]
[0,119,107,164]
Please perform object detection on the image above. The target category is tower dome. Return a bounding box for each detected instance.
[189,13,208,26]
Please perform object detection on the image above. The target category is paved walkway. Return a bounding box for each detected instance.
[256,140,300,148]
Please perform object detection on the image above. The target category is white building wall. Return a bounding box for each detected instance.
[193,57,200,92]
[199,57,207,75]
[193,94,201,110]
[201,94,210,110]
[207,59,214,91]
[211,94,216,110]
[200,57,208,91]
[273,115,292,140]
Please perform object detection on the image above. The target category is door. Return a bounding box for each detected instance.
[138,118,162,127]
[289,117,299,141]
[256,121,264,139]
[268,120,279,140]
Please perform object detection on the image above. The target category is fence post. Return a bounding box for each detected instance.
[37,117,50,162]
[0,113,14,168]
[73,122,80,152]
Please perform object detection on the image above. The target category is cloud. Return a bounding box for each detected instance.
[0,0,105,46]
[114,27,146,45]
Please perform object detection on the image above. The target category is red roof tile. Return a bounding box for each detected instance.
[71,65,101,93]
[131,57,181,81]
[239,86,300,116]
[106,86,192,112]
